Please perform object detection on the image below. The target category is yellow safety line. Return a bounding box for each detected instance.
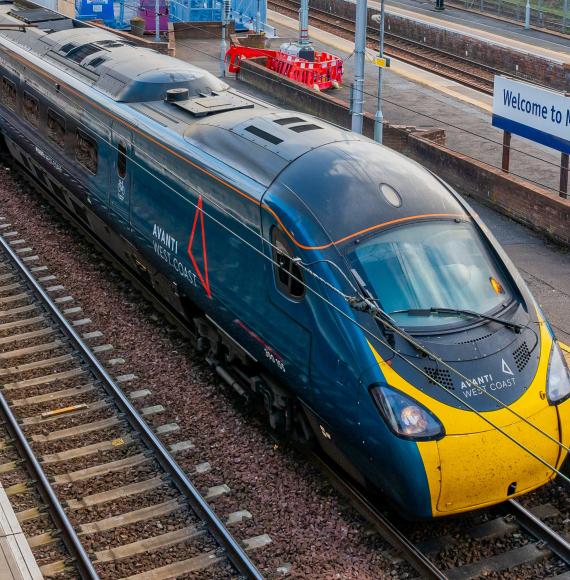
[560,342,570,353]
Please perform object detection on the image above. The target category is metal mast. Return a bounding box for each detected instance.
[351,0,367,133]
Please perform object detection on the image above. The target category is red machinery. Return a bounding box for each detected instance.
[226,45,343,91]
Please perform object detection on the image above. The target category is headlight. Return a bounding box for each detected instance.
[370,385,445,441]
[547,342,570,405]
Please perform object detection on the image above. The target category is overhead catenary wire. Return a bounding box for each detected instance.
[1,27,569,481]
[4,22,568,452]
[147,15,566,178]
[2,25,568,457]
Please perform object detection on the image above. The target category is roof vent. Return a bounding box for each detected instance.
[244,125,283,145]
[165,88,190,102]
[289,123,323,133]
[274,116,306,126]
[88,56,106,68]
[60,42,76,54]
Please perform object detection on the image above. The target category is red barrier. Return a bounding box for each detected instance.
[226,45,343,91]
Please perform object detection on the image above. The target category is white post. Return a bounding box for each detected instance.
[563,0,567,30]
[524,0,531,28]
[351,0,367,134]
[155,0,160,41]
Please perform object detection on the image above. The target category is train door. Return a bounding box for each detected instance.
[260,216,311,388]
[110,125,133,224]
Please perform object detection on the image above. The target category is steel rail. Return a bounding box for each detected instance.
[312,453,448,580]
[268,0,555,93]
[507,499,570,566]
[0,232,263,579]
[0,235,100,579]
[268,0,495,88]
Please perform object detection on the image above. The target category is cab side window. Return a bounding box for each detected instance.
[23,92,39,126]
[271,227,305,299]
[47,109,66,148]
[1,78,17,110]
[75,130,98,174]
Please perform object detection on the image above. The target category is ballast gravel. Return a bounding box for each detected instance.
[0,167,398,577]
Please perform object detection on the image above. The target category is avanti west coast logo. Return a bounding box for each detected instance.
[460,359,516,398]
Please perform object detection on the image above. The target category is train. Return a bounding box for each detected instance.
[1,1,569,520]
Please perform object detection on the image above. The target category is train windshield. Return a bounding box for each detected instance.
[348,220,513,329]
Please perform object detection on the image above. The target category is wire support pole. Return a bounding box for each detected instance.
[372,0,386,144]
[298,0,309,45]
[351,0,367,134]
[220,0,230,77]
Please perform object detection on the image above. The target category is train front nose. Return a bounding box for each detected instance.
[433,405,560,515]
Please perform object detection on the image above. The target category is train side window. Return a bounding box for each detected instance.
[75,130,98,174]
[1,78,17,110]
[117,142,127,179]
[23,92,39,126]
[271,227,305,299]
[47,109,65,148]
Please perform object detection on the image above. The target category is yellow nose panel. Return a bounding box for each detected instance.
[436,406,559,514]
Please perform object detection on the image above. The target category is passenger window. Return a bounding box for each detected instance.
[22,92,39,126]
[271,227,305,299]
[117,142,127,179]
[1,78,17,110]
[75,130,98,174]
[47,109,65,148]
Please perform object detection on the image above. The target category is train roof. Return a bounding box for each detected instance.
[0,3,227,101]
[266,140,468,249]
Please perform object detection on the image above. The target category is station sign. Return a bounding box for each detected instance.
[492,76,570,154]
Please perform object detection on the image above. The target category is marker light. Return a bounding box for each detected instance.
[490,276,505,295]
[370,385,444,441]
[546,342,570,405]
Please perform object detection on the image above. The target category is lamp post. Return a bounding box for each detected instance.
[371,3,386,144]
[351,0,367,134]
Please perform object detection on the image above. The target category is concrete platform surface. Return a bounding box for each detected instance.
[0,483,42,580]
[266,11,563,196]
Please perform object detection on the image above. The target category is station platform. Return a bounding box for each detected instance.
[381,0,570,61]
[174,21,570,346]
[0,482,42,580]
[262,11,563,195]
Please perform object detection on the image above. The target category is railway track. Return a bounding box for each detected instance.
[2,142,569,580]
[317,450,570,579]
[0,221,266,578]
[268,0,498,94]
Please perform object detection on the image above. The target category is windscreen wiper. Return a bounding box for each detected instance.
[391,307,523,333]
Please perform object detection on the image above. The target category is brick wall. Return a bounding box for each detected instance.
[406,137,570,245]
[308,0,570,91]
[239,57,570,246]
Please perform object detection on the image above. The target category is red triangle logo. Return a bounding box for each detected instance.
[187,195,212,299]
